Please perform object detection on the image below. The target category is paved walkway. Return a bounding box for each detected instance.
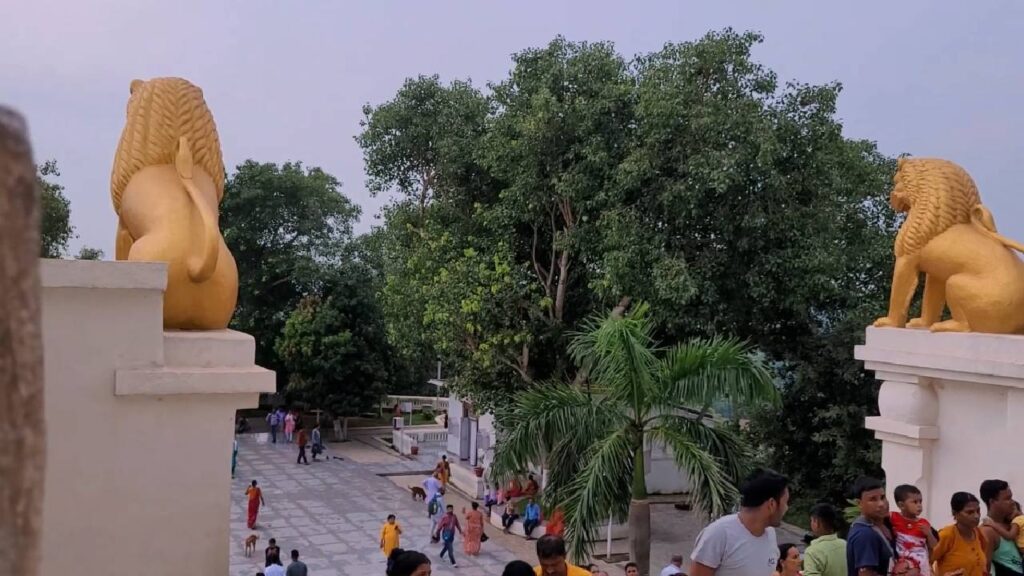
[229,434,520,576]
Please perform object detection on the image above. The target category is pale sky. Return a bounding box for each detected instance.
[3,0,1023,256]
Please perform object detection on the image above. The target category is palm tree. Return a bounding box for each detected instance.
[489,302,778,575]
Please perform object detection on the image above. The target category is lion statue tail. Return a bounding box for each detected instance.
[972,204,1024,255]
[175,136,220,282]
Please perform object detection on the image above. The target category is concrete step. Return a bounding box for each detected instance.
[163,329,256,368]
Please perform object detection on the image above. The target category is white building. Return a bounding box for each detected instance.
[432,380,692,499]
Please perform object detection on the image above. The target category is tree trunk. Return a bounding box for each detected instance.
[0,107,46,576]
[554,249,570,321]
[629,499,652,576]
[629,446,651,575]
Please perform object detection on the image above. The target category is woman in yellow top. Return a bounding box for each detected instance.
[380,514,403,558]
[934,492,989,576]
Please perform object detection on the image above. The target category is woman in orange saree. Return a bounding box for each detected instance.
[245,480,265,529]
[463,502,485,556]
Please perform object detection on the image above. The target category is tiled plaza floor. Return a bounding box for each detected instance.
[229,434,520,576]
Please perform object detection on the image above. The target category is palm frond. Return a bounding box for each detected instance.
[648,420,738,519]
[489,383,620,486]
[561,426,637,564]
[568,302,660,419]
[654,336,777,410]
[651,413,751,495]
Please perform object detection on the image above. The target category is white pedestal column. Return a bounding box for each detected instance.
[38,260,275,576]
[856,327,1024,518]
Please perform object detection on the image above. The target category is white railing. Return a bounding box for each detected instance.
[391,427,447,455]
[382,395,449,412]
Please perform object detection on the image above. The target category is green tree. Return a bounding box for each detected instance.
[38,160,73,258]
[490,302,777,572]
[75,246,103,260]
[357,74,491,220]
[221,161,360,386]
[366,30,899,506]
[275,264,392,426]
[623,29,898,505]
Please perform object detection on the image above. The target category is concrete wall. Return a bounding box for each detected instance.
[38,260,274,576]
[857,327,1024,518]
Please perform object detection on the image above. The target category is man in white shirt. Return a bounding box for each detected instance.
[661,554,685,576]
[263,559,285,576]
[690,469,790,576]
[423,472,443,503]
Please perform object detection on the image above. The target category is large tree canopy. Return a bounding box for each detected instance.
[221,161,360,386]
[361,29,898,500]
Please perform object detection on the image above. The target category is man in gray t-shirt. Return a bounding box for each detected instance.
[690,469,790,576]
[285,550,307,576]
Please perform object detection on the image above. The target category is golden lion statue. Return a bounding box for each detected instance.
[111,77,237,330]
[874,157,1024,333]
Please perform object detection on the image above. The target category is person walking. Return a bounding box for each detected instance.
[311,423,323,461]
[295,425,309,465]
[428,491,445,543]
[267,410,280,444]
[284,410,296,444]
[463,502,485,556]
[380,514,403,559]
[435,504,463,567]
[285,549,307,576]
[231,438,239,478]
[245,480,265,529]
[435,455,451,488]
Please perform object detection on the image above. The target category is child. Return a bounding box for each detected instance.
[803,503,847,576]
[380,513,402,559]
[891,484,938,576]
[1013,501,1024,556]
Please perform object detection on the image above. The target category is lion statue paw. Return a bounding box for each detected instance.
[873,316,906,329]
[906,318,932,329]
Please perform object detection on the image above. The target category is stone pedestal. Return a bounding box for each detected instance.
[38,260,274,576]
[856,327,1024,517]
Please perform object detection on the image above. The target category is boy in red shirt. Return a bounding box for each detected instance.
[892,484,938,576]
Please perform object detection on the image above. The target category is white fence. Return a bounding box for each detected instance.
[382,395,449,412]
[391,427,447,455]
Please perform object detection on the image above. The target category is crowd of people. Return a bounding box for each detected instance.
[241,410,1024,576]
[691,469,1024,576]
[252,538,308,576]
[386,533,591,576]
[385,465,684,575]
[263,408,327,464]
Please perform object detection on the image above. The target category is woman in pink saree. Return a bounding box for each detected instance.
[283,410,296,443]
[462,502,485,556]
